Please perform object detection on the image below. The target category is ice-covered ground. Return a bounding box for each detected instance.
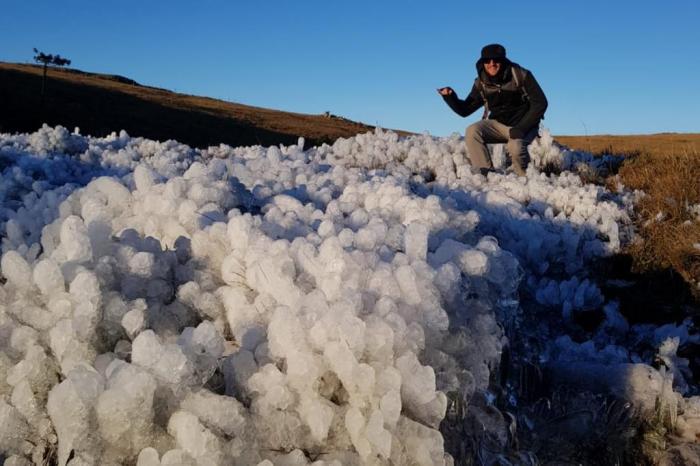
[0,125,698,465]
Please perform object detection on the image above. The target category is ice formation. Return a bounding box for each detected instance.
[0,124,695,465]
[528,129,625,178]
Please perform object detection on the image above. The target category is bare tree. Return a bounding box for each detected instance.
[33,48,72,104]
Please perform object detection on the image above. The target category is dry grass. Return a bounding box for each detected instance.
[557,134,700,297]
[556,134,700,158]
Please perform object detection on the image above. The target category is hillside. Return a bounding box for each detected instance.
[0,62,379,148]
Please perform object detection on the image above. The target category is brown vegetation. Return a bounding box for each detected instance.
[556,134,700,158]
[0,62,383,148]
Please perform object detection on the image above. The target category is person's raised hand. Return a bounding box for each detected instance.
[437,87,454,96]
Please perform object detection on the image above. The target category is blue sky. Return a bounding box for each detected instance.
[2,0,698,136]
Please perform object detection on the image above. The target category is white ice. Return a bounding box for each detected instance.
[0,124,693,465]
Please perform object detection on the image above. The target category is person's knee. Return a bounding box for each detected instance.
[465,123,482,142]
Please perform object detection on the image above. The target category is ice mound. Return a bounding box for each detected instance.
[0,126,637,464]
[528,128,625,178]
[534,276,604,320]
[25,124,87,156]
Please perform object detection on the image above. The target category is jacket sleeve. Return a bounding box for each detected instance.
[442,83,483,117]
[513,71,548,133]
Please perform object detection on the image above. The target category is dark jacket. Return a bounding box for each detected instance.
[443,58,548,134]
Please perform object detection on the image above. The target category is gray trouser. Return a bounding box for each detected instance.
[465,119,538,176]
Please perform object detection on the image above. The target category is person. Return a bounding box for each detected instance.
[438,43,547,177]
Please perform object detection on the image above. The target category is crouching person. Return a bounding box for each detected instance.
[438,43,548,177]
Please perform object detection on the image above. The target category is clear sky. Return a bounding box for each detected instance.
[2,0,699,136]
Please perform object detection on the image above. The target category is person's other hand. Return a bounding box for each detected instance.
[437,87,454,96]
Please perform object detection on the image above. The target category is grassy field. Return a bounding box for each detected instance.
[556,134,700,158]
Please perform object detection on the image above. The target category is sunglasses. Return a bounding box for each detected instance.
[484,58,502,65]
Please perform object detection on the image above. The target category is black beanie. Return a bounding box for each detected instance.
[481,43,507,60]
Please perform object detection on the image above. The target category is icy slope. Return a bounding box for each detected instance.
[0,125,645,465]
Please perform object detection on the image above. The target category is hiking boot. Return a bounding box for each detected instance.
[473,167,495,177]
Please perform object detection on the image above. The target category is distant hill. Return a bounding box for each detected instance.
[0,62,382,148]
